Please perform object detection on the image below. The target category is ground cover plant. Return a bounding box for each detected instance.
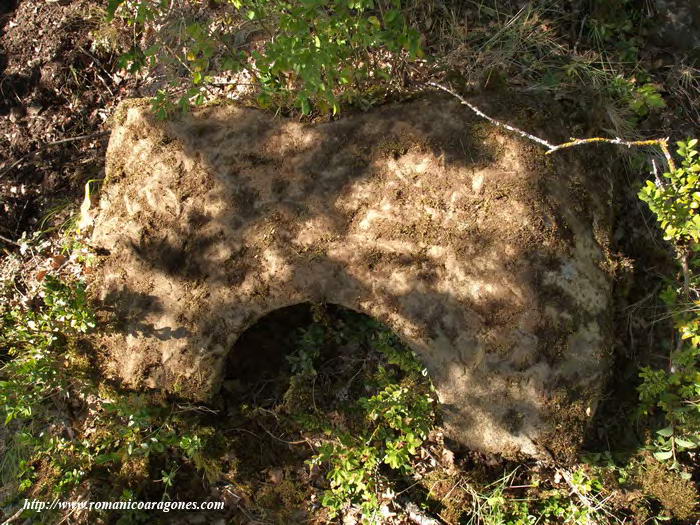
[0,0,699,523]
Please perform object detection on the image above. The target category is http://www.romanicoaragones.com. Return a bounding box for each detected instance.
[21,498,225,513]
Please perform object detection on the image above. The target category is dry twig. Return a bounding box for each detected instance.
[0,506,24,525]
[557,469,594,510]
[426,82,676,172]
[427,81,555,149]
[0,234,20,247]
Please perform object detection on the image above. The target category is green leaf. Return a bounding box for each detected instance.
[94,453,120,465]
[653,450,673,461]
[300,96,311,115]
[656,426,674,437]
[674,437,697,449]
[144,44,160,57]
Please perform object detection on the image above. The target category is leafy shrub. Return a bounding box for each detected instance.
[0,276,220,508]
[313,382,434,521]
[637,139,700,470]
[107,0,422,116]
[638,327,700,467]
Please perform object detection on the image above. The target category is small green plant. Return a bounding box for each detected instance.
[629,82,666,118]
[638,335,700,468]
[373,330,427,377]
[0,276,95,424]
[0,276,223,508]
[282,309,436,523]
[311,380,435,522]
[639,139,700,243]
[462,468,608,525]
[287,323,324,376]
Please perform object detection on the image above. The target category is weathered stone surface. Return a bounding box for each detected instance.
[91,96,613,459]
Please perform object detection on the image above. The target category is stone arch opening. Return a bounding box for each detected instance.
[220,302,435,416]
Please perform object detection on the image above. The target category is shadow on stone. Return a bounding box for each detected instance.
[90,94,614,460]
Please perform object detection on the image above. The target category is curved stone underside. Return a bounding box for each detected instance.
[91,96,613,459]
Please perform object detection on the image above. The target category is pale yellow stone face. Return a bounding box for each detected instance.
[92,96,613,459]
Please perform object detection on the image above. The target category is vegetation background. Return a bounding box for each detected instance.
[0,0,698,523]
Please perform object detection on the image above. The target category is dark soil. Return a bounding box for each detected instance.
[0,0,135,242]
[0,0,18,19]
[223,303,314,401]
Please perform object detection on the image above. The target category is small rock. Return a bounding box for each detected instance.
[27,103,43,117]
[268,468,284,484]
[9,106,25,123]
[471,173,484,194]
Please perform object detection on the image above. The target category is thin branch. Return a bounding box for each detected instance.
[546,136,676,171]
[1,506,25,525]
[674,247,692,357]
[426,82,677,172]
[0,233,20,247]
[256,420,310,446]
[175,403,220,414]
[426,81,556,149]
[0,130,110,179]
[557,469,595,511]
[679,248,691,303]
[651,159,664,188]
